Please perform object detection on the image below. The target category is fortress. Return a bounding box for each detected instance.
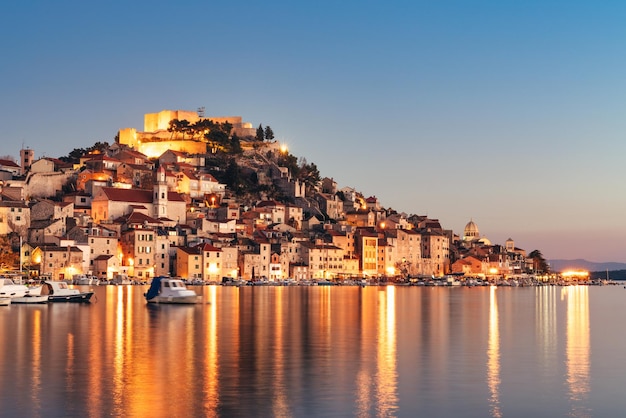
[118,110,257,158]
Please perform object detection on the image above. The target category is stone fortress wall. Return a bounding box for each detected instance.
[119,110,256,158]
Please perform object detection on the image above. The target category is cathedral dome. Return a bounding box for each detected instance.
[463,219,480,241]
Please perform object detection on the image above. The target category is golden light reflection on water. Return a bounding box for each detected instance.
[487,286,501,418]
[377,286,398,416]
[111,286,139,415]
[0,284,615,416]
[537,286,558,374]
[203,285,219,416]
[86,298,103,418]
[356,286,398,416]
[30,309,42,413]
[65,332,75,394]
[271,287,289,418]
[562,285,590,417]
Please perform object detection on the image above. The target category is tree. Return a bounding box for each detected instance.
[298,160,321,192]
[167,119,191,139]
[230,133,242,154]
[256,124,265,142]
[528,250,550,273]
[278,152,299,176]
[224,159,242,193]
[264,126,274,141]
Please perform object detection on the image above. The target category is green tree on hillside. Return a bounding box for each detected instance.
[230,133,243,154]
[224,158,242,193]
[59,141,111,164]
[297,158,321,192]
[264,126,274,141]
[278,151,299,176]
[256,124,265,141]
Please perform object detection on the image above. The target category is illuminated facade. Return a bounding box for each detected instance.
[117,110,256,159]
[33,245,84,280]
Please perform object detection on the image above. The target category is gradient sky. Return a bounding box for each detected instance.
[2,1,625,262]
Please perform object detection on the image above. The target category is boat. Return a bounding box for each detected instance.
[0,278,49,304]
[41,280,94,302]
[111,274,132,285]
[144,277,202,304]
[73,274,100,286]
[0,277,29,298]
[0,297,11,306]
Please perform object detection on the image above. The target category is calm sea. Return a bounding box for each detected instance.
[1,284,625,417]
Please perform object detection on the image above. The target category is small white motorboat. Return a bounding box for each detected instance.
[0,277,29,298]
[0,278,48,304]
[144,277,202,304]
[73,275,100,286]
[41,281,93,303]
[111,274,132,285]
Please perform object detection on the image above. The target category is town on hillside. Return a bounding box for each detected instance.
[0,109,552,284]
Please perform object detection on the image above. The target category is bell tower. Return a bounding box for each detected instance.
[20,147,34,175]
[154,165,168,219]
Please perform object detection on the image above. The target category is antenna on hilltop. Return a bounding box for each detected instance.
[197,107,205,118]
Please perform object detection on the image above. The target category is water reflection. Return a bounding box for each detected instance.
[536,286,558,376]
[356,286,398,416]
[562,286,590,417]
[202,285,218,416]
[30,308,42,414]
[377,286,398,416]
[487,286,501,417]
[0,285,616,417]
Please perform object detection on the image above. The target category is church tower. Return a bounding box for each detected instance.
[154,165,168,219]
[20,147,34,175]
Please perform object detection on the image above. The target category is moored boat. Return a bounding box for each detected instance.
[0,277,29,298]
[144,277,202,304]
[0,297,11,306]
[41,280,94,302]
[11,293,49,304]
[0,278,49,304]
[111,274,132,285]
[73,274,100,286]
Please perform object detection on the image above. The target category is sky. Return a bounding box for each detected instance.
[1,1,625,263]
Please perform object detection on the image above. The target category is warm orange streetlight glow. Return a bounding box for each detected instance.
[561,270,589,279]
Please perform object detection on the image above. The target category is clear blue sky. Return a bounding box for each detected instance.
[2,1,625,262]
